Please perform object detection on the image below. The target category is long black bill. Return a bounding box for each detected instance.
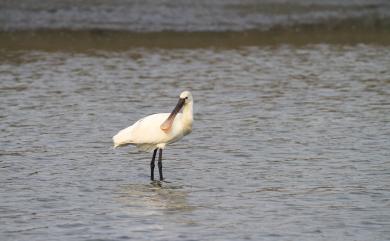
[160,98,185,132]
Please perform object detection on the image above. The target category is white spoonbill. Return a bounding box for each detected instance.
[113,91,194,181]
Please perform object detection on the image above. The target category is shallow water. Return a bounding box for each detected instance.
[1,45,390,240]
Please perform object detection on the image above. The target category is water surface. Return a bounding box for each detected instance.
[1,45,390,240]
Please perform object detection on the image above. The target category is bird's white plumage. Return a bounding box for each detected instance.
[113,91,193,152]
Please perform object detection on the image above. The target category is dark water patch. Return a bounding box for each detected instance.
[1,28,390,51]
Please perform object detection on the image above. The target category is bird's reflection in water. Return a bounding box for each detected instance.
[116,182,195,218]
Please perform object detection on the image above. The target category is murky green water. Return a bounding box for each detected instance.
[1,44,389,240]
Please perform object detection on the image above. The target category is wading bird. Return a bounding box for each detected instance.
[113,91,193,181]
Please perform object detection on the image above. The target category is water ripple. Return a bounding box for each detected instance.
[0,45,389,241]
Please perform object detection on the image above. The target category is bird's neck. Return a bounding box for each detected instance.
[182,102,193,131]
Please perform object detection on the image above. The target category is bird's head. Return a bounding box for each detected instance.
[179,90,193,104]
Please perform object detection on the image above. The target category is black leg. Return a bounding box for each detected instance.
[150,149,157,181]
[158,149,163,181]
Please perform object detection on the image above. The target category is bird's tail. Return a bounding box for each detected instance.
[112,135,125,149]
[112,125,134,149]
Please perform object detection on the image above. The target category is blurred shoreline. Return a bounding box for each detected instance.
[1,0,390,50]
[1,27,390,51]
[1,0,389,32]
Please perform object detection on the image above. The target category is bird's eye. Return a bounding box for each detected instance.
[185,97,188,100]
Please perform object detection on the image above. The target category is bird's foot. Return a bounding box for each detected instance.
[150,180,162,187]
[150,180,171,187]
